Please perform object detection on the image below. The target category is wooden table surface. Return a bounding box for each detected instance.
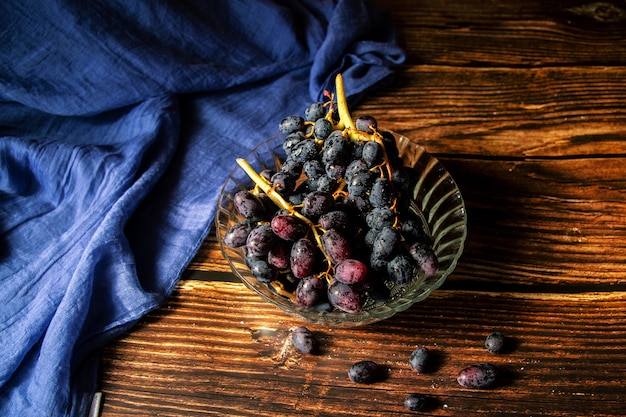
[97,1,626,415]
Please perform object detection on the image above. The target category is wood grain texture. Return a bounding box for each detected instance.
[443,157,626,288]
[99,281,626,416]
[99,0,626,415]
[382,0,626,66]
[355,66,626,157]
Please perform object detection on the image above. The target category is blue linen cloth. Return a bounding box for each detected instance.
[0,0,405,415]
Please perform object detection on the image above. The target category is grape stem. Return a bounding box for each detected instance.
[335,73,394,181]
[236,72,398,287]
[335,73,355,131]
[236,158,289,210]
[236,158,335,273]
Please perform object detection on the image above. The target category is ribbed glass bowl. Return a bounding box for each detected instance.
[215,131,466,327]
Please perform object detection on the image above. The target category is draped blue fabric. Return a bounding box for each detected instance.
[0,1,405,415]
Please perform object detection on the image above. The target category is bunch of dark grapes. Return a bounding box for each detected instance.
[223,75,439,314]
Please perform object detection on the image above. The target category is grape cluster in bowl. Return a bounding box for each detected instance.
[216,75,466,327]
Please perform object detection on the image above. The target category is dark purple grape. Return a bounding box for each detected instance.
[369,253,387,272]
[318,210,350,232]
[290,238,316,278]
[409,346,430,374]
[335,259,368,284]
[302,191,334,219]
[256,192,273,210]
[291,326,318,354]
[350,273,381,295]
[321,229,351,265]
[280,158,302,176]
[314,175,336,193]
[366,207,395,230]
[346,194,372,213]
[283,131,305,156]
[279,115,305,135]
[324,162,346,180]
[287,191,306,206]
[314,118,333,140]
[387,252,415,285]
[305,102,325,122]
[248,258,274,283]
[295,275,327,308]
[485,331,506,353]
[372,226,399,260]
[401,217,429,243]
[303,159,325,181]
[245,252,262,268]
[362,141,383,168]
[267,242,290,270]
[290,139,319,163]
[246,223,276,256]
[271,171,297,195]
[328,281,364,313]
[355,115,377,133]
[351,141,364,159]
[306,178,319,191]
[369,177,394,208]
[347,171,375,198]
[348,360,379,383]
[239,107,444,316]
[322,132,350,165]
[233,190,266,220]
[409,241,439,276]
[271,214,307,241]
[223,220,253,248]
[404,394,427,412]
[457,363,498,389]
[344,158,368,180]
[326,128,345,141]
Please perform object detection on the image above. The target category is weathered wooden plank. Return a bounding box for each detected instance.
[378,0,626,66]
[354,66,626,158]
[442,157,626,288]
[98,281,626,416]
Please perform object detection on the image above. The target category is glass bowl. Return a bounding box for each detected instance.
[215,131,466,327]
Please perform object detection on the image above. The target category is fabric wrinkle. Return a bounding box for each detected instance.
[0,1,405,415]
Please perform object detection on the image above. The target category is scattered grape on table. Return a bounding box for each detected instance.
[224,74,439,314]
[404,393,428,412]
[290,326,318,354]
[485,331,507,353]
[348,360,380,384]
[457,363,498,389]
[408,346,431,374]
